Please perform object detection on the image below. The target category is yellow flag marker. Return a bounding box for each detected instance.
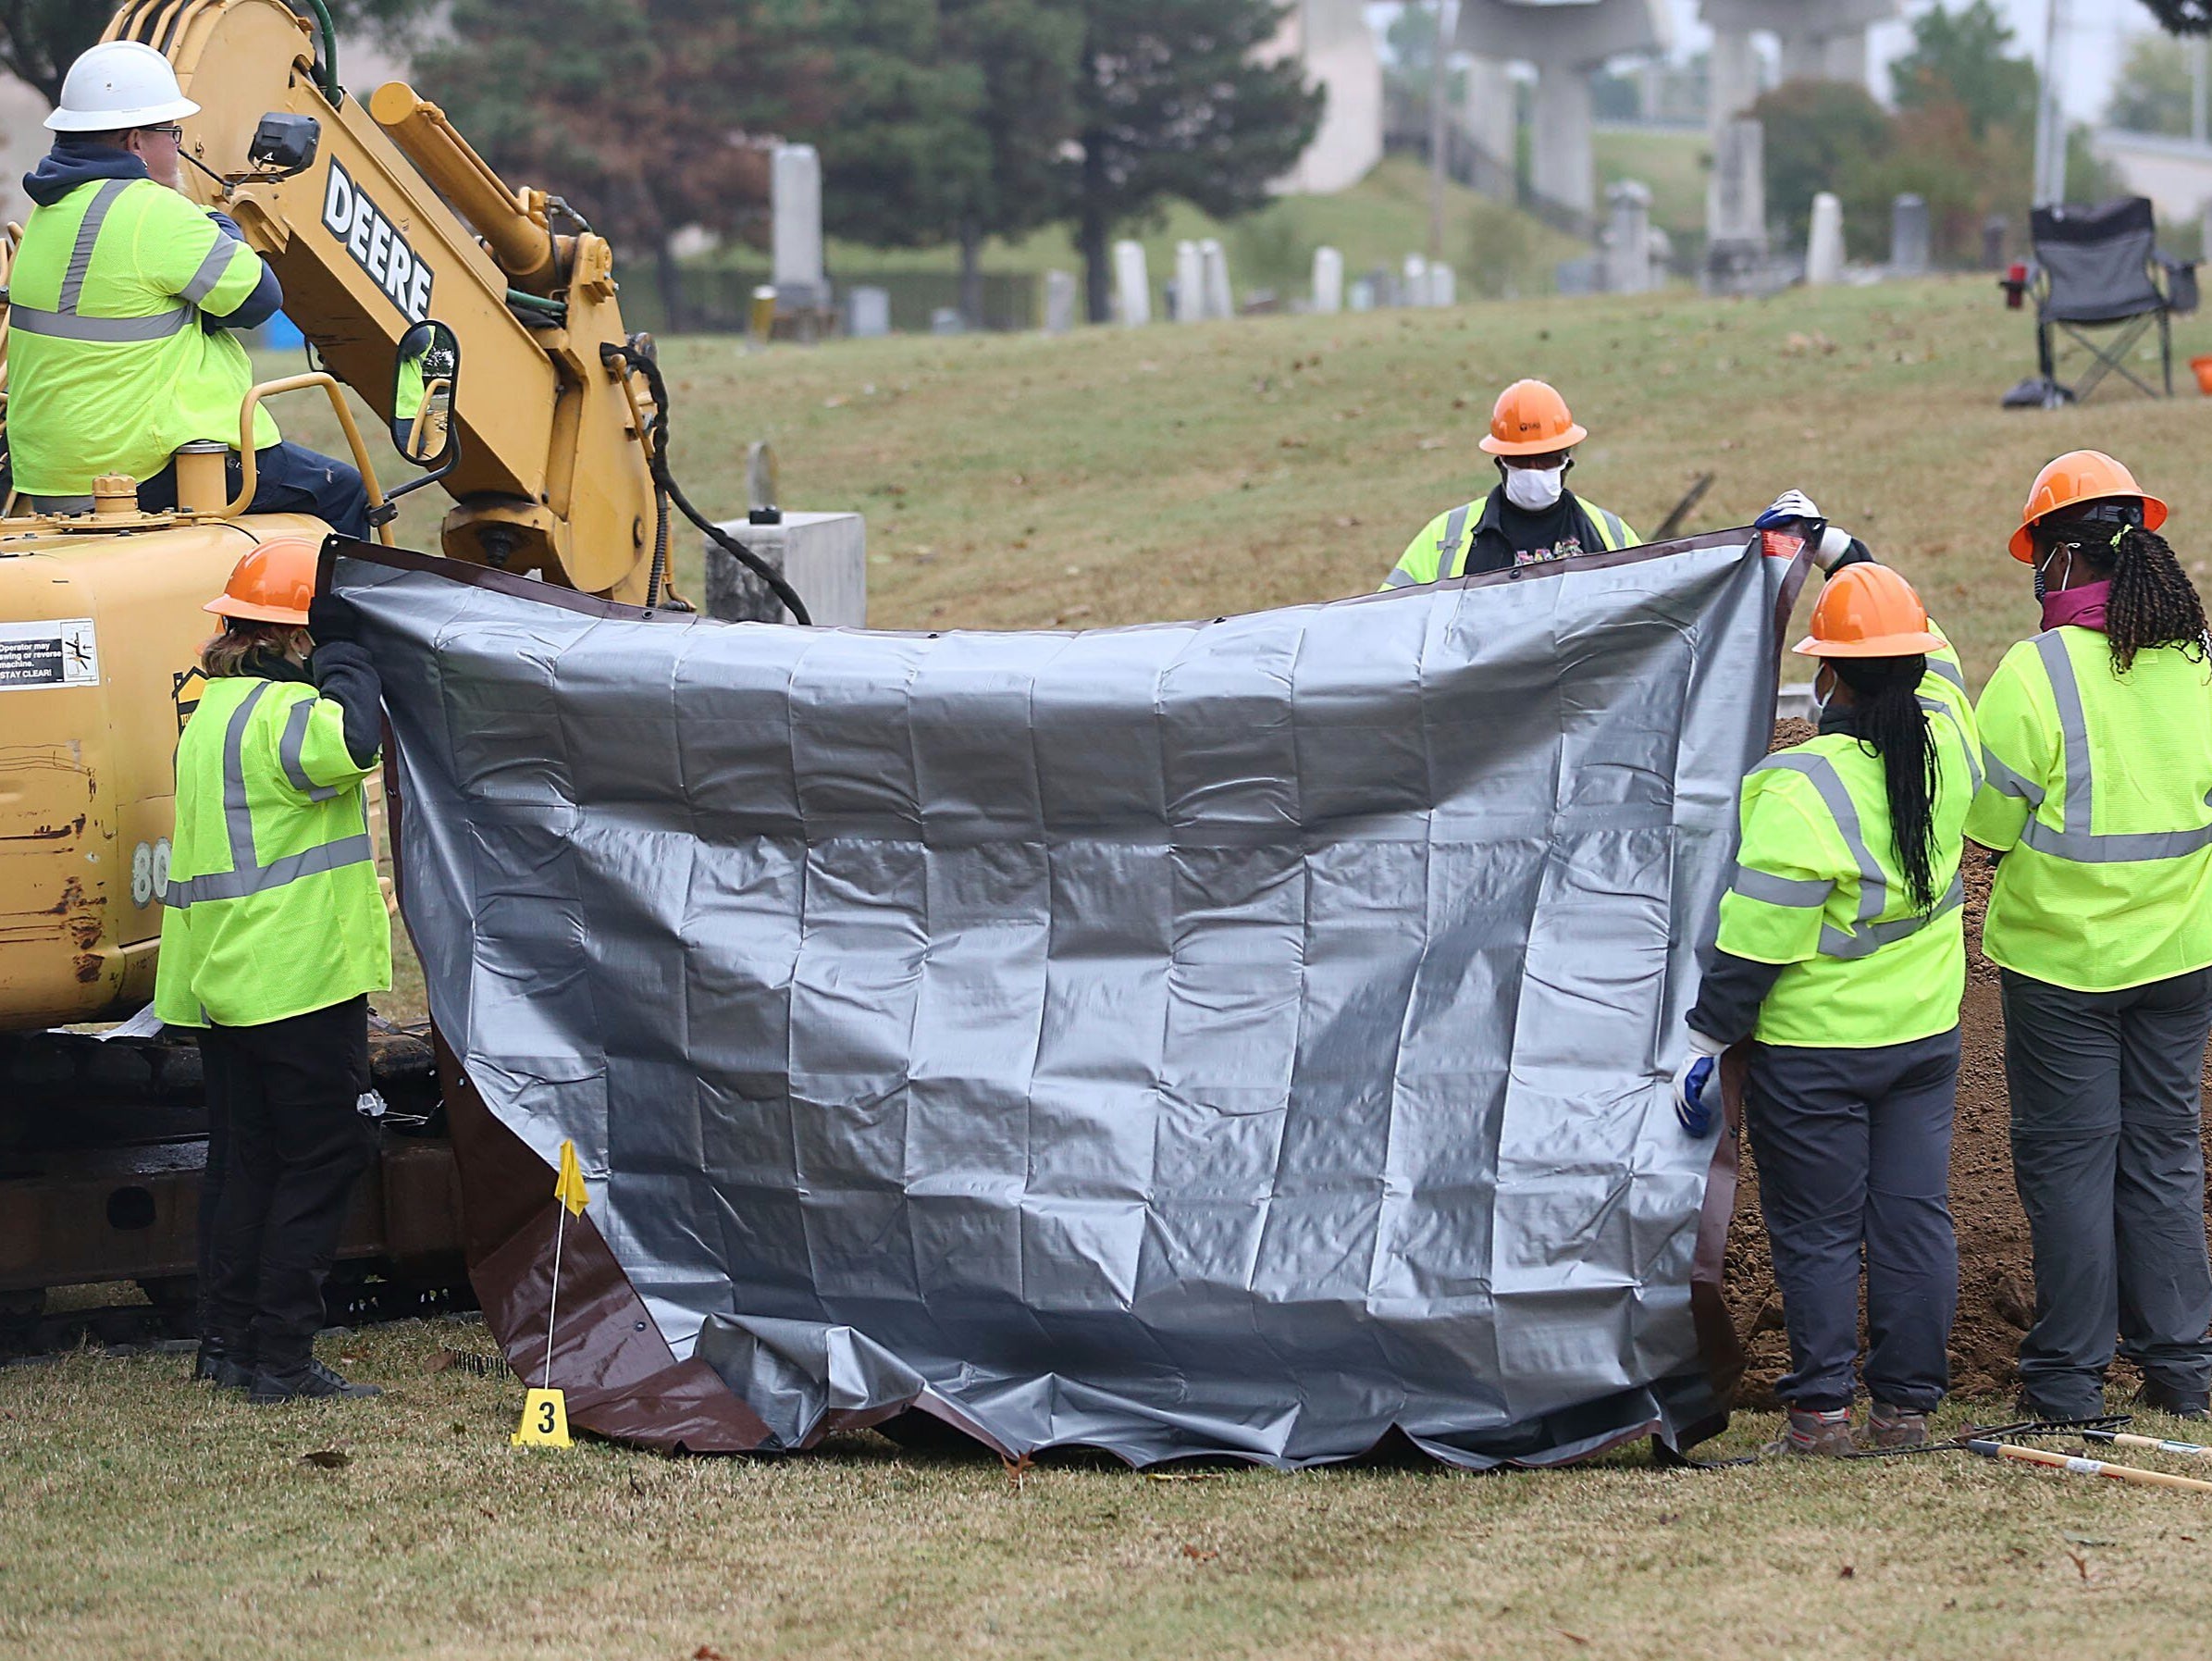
[513,1137,587,1450]
[554,1138,588,1217]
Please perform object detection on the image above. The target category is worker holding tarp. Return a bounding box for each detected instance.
[155,536,389,1405]
[1379,379,1638,587]
[1678,499,1977,1456]
[1968,451,2212,1424]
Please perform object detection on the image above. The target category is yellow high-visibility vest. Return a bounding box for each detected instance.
[9,176,276,495]
[154,674,389,1028]
[1967,626,2212,992]
[1716,652,1978,1047]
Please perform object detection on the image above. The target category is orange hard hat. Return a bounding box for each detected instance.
[1478,378,1588,456]
[204,535,319,626]
[2008,449,2168,562]
[1793,563,1945,659]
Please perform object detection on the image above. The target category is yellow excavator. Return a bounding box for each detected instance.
[0,0,772,1340]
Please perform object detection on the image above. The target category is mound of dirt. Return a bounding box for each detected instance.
[1718,724,2207,1407]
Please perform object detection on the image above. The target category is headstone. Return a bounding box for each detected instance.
[771,144,823,312]
[1704,118,1768,295]
[1983,216,2009,271]
[1890,193,1930,277]
[1603,180,1655,294]
[704,511,867,628]
[1347,278,1376,313]
[1200,239,1233,319]
[1403,254,1429,306]
[1554,256,1600,298]
[1805,192,1846,287]
[1173,241,1205,323]
[1427,264,1456,307]
[929,307,965,336]
[1043,269,1076,334]
[1113,240,1151,326]
[846,286,891,339]
[1312,246,1344,315]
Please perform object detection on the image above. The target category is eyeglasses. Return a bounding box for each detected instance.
[142,124,183,142]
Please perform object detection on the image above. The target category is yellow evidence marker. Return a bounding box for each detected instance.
[512,1139,591,1448]
[513,1387,573,1448]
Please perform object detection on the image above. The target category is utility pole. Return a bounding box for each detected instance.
[2193,33,2207,148]
[2032,0,2067,207]
[1427,0,1457,260]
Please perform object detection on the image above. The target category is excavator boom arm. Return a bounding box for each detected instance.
[100,0,658,598]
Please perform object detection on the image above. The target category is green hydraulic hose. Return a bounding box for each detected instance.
[288,0,342,105]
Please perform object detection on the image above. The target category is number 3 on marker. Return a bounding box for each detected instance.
[512,1387,572,1448]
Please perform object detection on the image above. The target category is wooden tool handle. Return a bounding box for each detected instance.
[1977,1440,2212,1494]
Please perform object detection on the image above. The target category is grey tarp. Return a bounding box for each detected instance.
[337,527,1794,1467]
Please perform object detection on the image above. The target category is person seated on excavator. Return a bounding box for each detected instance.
[7,42,370,540]
[1378,378,1638,590]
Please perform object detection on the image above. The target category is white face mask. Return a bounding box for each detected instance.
[1504,465,1565,512]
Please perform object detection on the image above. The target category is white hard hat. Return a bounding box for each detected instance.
[46,41,200,133]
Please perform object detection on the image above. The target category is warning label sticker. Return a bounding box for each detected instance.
[0,618,100,689]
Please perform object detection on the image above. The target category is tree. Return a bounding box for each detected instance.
[1,0,433,105]
[1063,0,1324,323]
[2140,1,2212,34]
[416,0,791,329]
[1753,80,1895,251]
[1888,0,2037,139]
[940,0,1082,326]
[2107,32,2197,134]
[769,1,989,256]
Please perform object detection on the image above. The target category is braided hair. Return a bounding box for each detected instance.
[1835,654,1942,914]
[2039,506,2212,675]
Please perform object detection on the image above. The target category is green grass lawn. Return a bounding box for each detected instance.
[178,276,2212,1659]
[8,1326,2212,1661]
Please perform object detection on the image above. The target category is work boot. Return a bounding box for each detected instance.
[2017,1391,2104,1425]
[2134,1380,2210,1420]
[1856,1402,1931,1450]
[195,1339,256,1391]
[1762,1406,1856,1457]
[248,1358,382,1405]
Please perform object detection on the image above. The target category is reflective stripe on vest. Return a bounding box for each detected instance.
[1595,507,1628,550]
[2016,631,2212,863]
[10,178,189,345]
[1437,503,1472,575]
[165,683,374,909]
[1745,749,1959,959]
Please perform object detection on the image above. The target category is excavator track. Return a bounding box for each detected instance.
[0,1022,475,1361]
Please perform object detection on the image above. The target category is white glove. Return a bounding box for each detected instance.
[1756,489,1823,529]
[1671,1027,1727,1137]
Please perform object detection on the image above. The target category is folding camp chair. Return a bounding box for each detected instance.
[2008,198,2199,408]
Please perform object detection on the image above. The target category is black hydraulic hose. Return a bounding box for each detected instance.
[603,341,812,626]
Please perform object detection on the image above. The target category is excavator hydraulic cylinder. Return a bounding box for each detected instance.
[365,82,559,292]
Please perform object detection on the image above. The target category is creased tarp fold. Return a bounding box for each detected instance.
[339,528,1789,1466]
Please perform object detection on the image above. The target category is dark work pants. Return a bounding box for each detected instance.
[138,441,371,542]
[1745,1028,1961,1413]
[2002,967,2212,1415]
[201,997,375,1374]
[195,1040,233,1342]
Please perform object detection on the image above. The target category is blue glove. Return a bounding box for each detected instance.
[1671,1051,1722,1137]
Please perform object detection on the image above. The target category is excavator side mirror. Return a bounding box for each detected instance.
[379,322,461,513]
[248,114,320,180]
